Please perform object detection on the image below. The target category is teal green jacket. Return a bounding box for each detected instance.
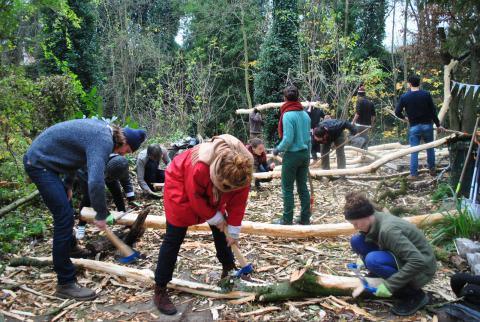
[276,111,311,152]
[364,212,437,292]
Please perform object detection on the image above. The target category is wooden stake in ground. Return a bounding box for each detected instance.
[81,207,446,239]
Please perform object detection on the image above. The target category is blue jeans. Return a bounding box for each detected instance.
[408,123,435,176]
[23,155,76,285]
[350,234,398,279]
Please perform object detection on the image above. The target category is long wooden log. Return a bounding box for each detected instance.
[81,207,446,238]
[236,102,328,115]
[10,257,383,303]
[254,133,457,179]
[0,190,40,218]
[9,257,254,300]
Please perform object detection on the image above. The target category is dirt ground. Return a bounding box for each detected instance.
[0,171,458,321]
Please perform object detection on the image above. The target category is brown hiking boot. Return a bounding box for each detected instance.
[153,285,177,315]
[221,263,237,279]
[55,282,97,301]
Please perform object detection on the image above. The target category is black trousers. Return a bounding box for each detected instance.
[154,221,235,287]
[145,159,165,191]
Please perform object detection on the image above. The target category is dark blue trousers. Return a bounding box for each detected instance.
[350,234,398,279]
[24,155,76,285]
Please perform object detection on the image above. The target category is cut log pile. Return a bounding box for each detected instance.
[255,133,457,179]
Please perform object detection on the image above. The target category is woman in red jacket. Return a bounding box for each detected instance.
[153,134,253,315]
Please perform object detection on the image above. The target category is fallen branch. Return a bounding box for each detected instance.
[10,257,383,302]
[0,190,40,218]
[254,133,458,179]
[80,207,446,238]
[9,257,254,300]
[236,102,328,115]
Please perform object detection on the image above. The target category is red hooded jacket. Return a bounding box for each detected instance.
[163,148,250,227]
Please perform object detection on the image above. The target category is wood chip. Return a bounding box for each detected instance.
[239,306,281,317]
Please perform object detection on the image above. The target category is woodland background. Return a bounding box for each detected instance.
[0,0,479,255]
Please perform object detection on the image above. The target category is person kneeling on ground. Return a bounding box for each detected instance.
[313,119,360,170]
[345,192,436,316]
[74,154,136,241]
[246,138,275,188]
[136,143,170,196]
[153,134,253,316]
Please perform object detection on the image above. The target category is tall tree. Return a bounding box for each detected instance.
[254,0,300,143]
[38,0,99,91]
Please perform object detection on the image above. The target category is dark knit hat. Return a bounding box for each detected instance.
[105,155,129,181]
[123,128,146,152]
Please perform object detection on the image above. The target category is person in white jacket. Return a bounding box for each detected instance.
[136,144,170,195]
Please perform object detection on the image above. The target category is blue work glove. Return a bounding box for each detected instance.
[374,283,392,298]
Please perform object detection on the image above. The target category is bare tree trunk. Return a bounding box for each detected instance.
[344,0,349,36]
[240,4,253,110]
[391,0,398,106]
[403,0,409,86]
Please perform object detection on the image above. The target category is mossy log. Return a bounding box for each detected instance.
[8,257,383,302]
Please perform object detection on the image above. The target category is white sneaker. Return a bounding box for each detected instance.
[76,226,86,240]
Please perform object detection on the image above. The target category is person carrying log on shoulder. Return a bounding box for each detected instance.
[73,154,135,241]
[136,143,170,197]
[23,119,146,300]
[153,134,253,316]
[345,192,436,316]
[246,137,275,189]
[271,86,311,225]
[313,119,360,170]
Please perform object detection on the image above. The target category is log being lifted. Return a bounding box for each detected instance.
[254,133,458,179]
[236,102,328,115]
[81,207,446,239]
[10,257,383,302]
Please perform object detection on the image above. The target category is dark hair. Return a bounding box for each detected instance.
[147,144,163,161]
[283,86,299,101]
[344,191,375,220]
[407,74,421,87]
[249,138,264,148]
[313,126,326,138]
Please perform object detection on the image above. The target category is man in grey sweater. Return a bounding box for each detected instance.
[24,119,146,300]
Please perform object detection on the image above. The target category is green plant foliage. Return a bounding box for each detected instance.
[0,208,50,255]
[431,183,454,203]
[254,0,299,144]
[430,202,480,246]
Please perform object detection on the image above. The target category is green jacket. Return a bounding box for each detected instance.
[276,111,311,153]
[364,212,437,292]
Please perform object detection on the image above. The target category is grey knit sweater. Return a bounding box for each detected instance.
[26,119,114,220]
